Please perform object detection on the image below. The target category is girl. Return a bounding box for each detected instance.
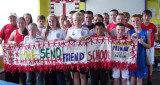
[23,13,33,29]
[8,17,28,85]
[128,14,151,85]
[59,15,67,29]
[102,12,109,28]
[42,14,66,85]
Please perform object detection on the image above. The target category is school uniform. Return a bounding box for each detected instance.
[125,23,134,30]
[107,22,116,34]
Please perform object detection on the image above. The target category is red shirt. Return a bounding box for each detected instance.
[125,24,134,30]
[14,29,26,44]
[107,22,116,33]
[141,23,157,47]
[90,34,105,38]
[112,36,127,40]
[0,24,17,43]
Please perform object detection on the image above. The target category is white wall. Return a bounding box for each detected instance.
[0,0,39,29]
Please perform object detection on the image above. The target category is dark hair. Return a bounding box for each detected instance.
[142,10,152,17]
[123,12,130,18]
[95,22,105,28]
[37,15,46,21]
[79,10,85,13]
[69,11,77,14]
[23,13,33,24]
[17,17,28,35]
[94,14,104,22]
[110,9,119,14]
[116,23,125,28]
[85,10,93,17]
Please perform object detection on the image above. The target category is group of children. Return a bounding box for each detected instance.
[0,9,158,85]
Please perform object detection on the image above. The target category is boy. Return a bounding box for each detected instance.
[128,14,151,85]
[65,12,89,85]
[112,23,129,85]
[102,12,109,28]
[141,10,157,85]
[0,12,18,83]
[37,15,46,36]
[107,9,119,33]
[90,22,109,85]
[83,10,95,30]
[68,10,77,26]
[24,23,44,85]
[123,12,134,29]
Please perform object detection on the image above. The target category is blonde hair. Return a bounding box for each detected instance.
[72,12,83,18]
[123,12,130,18]
[28,23,38,29]
[45,14,60,40]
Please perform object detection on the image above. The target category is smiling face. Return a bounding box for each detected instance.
[24,14,31,25]
[142,14,151,23]
[95,25,105,36]
[17,18,26,30]
[47,16,57,29]
[84,14,93,25]
[110,11,117,22]
[28,25,37,37]
[116,15,125,24]
[8,15,17,25]
[73,17,83,27]
[131,17,142,29]
[116,25,125,38]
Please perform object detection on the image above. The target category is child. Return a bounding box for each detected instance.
[128,14,151,85]
[24,23,44,85]
[8,17,28,85]
[68,10,77,25]
[141,10,157,85]
[102,12,109,28]
[123,12,134,29]
[89,14,104,36]
[110,13,130,37]
[65,12,89,85]
[107,9,119,33]
[42,14,66,85]
[90,22,109,85]
[37,14,46,36]
[23,13,33,29]
[83,11,95,30]
[59,15,67,29]
[63,20,72,33]
[0,12,17,83]
[112,23,129,85]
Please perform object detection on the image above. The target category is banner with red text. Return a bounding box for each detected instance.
[2,38,138,73]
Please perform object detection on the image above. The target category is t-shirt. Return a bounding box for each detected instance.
[67,26,89,40]
[110,27,130,37]
[14,29,27,44]
[141,23,157,47]
[125,24,134,30]
[0,24,17,43]
[107,22,116,33]
[24,35,43,43]
[90,34,105,38]
[112,36,127,40]
[42,28,66,41]
[82,22,95,30]
[38,26,46,32]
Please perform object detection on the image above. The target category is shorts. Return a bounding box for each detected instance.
[130,67,148,78]
[112,67,129,79]
[146,47,154,65]
[72,67,87,74]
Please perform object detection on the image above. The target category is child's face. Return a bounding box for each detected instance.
[103,15,109,24]
[95,26,105,36]
[37,19,45,27]
[60,16,66,23]
[24,15,31,25]
[48,16,57,29]
[116,25,125,37]
[125,15,130,24]
[17,19,26,29]
[131,17,142,28]
[8,16,17,25]
[84,14,93,24]
[110,11,117,21]
[116,15,125,24]
[73,17,83,27]
[93,16,103,24]
[142,14,151,23]
[64,22,71,29]
[68,14,73,24]
[28,25,37,36]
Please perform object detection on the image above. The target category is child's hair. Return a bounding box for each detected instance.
[123,12,130,18]
[142,10,152,17]
[94,14,104,21]
[116,23,125,28]
[69,11,77,14]
[23,13,33,24]
[64,20,72,26]
[60,15,67,19]
[72,12,83,18]
[28,23,38,29]
[95,22,105,28]
[117,13,125,18]
[103,12,109,17]
[79,10,85,14]
[17,17,28,35]
[45,14,60,40]
[131,14,142,20]
[85,10,93,17]
[37,15,45,21]
[110,9,119,14]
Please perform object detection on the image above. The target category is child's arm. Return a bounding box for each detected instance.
[139,31,151,49]
[78,37,85,41]
[8,30,18,46]
[65,36,73,42]
[0,37,2,44]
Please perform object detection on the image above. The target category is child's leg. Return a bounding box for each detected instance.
[80,73,87,85]
[56,71,67,85]
[137,78,143,85]
[74,72,80,85]
[114,78,119,85]
[130,76,136,85]
[112,67,120,85]
[122,78,127,85]
[26,72,32,85]
[35,72,44,85]
[121,69,129,85]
